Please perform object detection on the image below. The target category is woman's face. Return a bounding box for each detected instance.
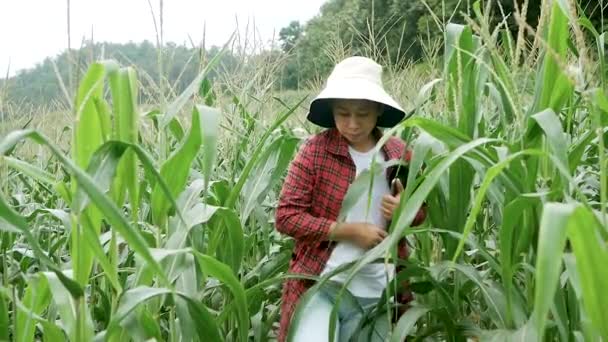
[332,99,382,147]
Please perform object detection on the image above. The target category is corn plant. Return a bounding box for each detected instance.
[0,45,304,341]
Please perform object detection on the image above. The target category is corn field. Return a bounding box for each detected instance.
[1,0,607,341]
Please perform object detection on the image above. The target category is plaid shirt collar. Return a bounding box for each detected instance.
[325,127,404,160]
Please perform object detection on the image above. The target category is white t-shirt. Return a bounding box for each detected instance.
[320,146,395,298]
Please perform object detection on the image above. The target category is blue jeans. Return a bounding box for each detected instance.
[292,284,391,342]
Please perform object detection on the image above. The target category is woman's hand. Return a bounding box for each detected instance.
[329,222,387,249]
[381,179,404,220]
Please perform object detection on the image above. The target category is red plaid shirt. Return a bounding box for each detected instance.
[275,128,426,341]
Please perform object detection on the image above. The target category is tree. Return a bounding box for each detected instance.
[279,21,303,52]
[2,41,239,110]
[276,0,607,90]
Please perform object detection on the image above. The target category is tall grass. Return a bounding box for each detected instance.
[0,0,607,341]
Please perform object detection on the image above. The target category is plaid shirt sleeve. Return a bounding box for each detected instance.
[275,141,334,245]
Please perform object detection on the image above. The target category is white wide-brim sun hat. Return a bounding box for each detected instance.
[307,56,406,128]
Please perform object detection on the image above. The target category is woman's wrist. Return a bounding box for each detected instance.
[328,222,340,241]
[329,222,354,241]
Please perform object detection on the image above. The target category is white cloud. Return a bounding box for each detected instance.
[0,0,324,76]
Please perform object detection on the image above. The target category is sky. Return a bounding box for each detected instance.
[0,0,326,77]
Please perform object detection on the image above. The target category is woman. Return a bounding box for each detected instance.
[275,56,426,341]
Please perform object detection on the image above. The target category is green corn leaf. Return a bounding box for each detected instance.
[168,116,186,141]
[531,1,572,114]
[241,134,299,223]
[593,89,608,127]
[108,67,138,144]
[174,298,195,341]
[578,18,600,37]
[108,67,140,215]
[72,207,102,285]
[0,291,9,342]
[414,78,442,109]
[152,107,202,225]
[414,227,501,273]
[0,130,170,286]
[529,109,569,173]
[40,320,66,342]
[563,253,602,340]
[73,62,111,168]
[532,202,575,339]
[199,77,216,106]
[192,252,249,342]
[432,261,508,328]
[73,142,127,212]
[70,61,119,287]
[41,271,94,341]
[106,286,222,342]
[552,286,570,342]
[41,272,76,338]
[197,104,220,197]
[136,309,162,342]
[402,132,434,201]
[404,117,470,149]
[0,193,84,298]
[390,306,430,342]
[480,322,537,342]
[210,208,244,273]
[225,96,307,208]
[500,196,539,327]
[16,275,51,342]
[444,23,480,138]
[452,149,544,262]
[567,207,608,340]
[166,179,220,249]
[108,286,171,334]
[93,98,112,143]
[180,296,223,342]
[568,130,595,173]
[2,156,56,185]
